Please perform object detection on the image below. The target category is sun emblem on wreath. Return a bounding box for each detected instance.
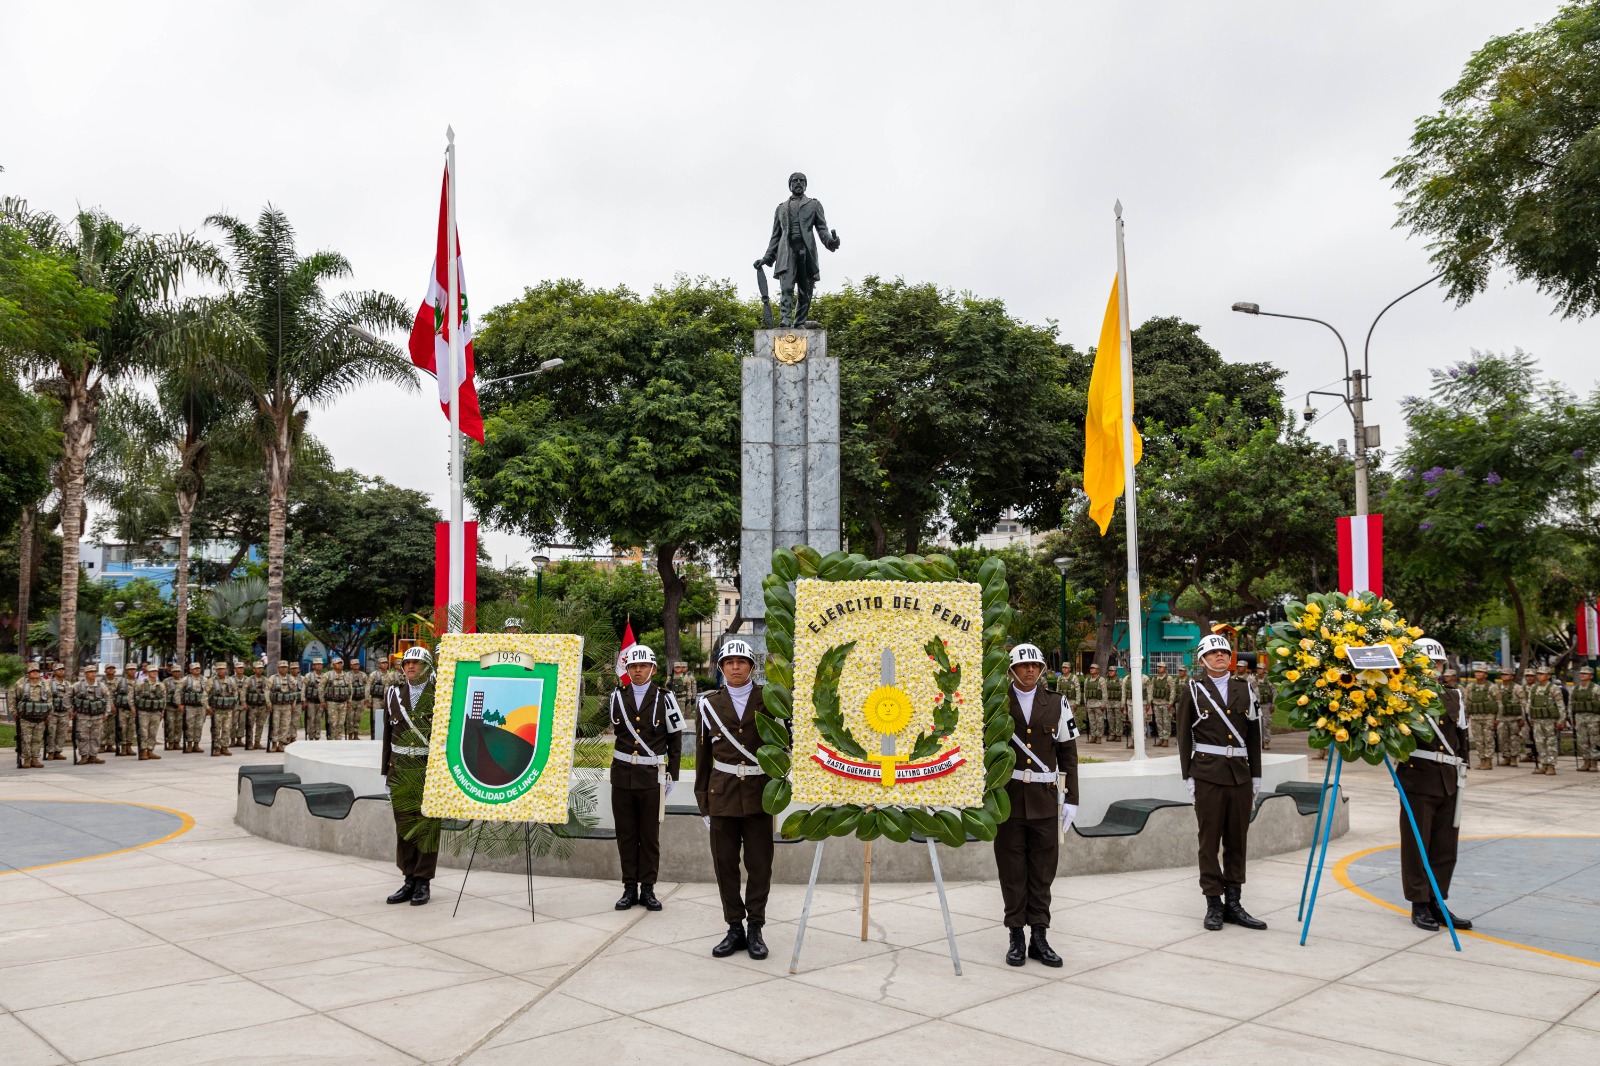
[862,685,915,734]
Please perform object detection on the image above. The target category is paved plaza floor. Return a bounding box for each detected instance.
[0,745,1596,1065]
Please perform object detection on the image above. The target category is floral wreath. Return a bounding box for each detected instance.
[1266,591,1441,762]
[756,547,1015,849]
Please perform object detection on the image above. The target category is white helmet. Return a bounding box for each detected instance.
[402,646,434,667]
[1414,637,1447,662]
[1009,643,1045,667]
[718,638,756,664]
[1197,633,1232,657]
[622,644,657,667]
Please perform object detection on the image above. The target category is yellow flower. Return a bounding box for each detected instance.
[1366,715,1379,727]
[1329,699,1341,711]
[1366,730,1381,745]
[1399,722,1411,735]
[1407,626,1423,638]
[1334,727,1350,742]
[1299,638,1314,650]
[1315,679,1328,688]
[1315,716,1327,728]
[1382,599,1393,609]
[1299,695,1311,706]
[1329,610,1344,622]
[1342,622,1358,634]
[1357,626,1368,637]
[1276,646,1291,657]
[1334,644,1348,659]
[1285,669,1301,681]
[1413,654,1430,667]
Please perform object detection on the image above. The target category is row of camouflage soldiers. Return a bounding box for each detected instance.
[1459,662,1598,774]
[1045,660,1276,752]
[8,654,408,768]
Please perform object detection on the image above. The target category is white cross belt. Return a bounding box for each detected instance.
[1193,743,1249,758]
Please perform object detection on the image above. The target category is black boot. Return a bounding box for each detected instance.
[1223,885,1267,930]
[409,879,431,906]
[712,922,747,958]
[1203,896,1226,931]
[1005,927,1026,966]
[615,882,638,911]
[639,884,662,911]
[1028,925,1063,967]
[386,878,416,905]
[746,923,769,960]
[1411,902,1440,931]
[1428,900,1472,930]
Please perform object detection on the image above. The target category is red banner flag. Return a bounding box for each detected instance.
[434,521,478,633]
[1579,600,1599,658]
[616,618,636,685]
[408,167,485,442]
[1336,514,1384,598]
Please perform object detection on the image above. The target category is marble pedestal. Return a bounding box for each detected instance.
[741,328,840,667]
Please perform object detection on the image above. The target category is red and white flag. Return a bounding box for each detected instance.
[1337,514,1384,597]
[1579,600,1599,657]
[408,167,485,442]
[615,618,637,685]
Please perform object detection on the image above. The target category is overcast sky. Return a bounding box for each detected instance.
[7,1,1593,568]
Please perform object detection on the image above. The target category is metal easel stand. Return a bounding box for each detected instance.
[451,823,538,923]
[788,836,963,977]
[1297,752,1337,921]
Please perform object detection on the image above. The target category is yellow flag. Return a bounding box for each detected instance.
[1084,276,1142,534]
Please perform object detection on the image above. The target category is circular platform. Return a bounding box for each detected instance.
[1,799,191,873]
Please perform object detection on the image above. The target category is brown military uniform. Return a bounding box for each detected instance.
[609,683,684,886]
[1396,688,1468,903]
[694,684,778,927]
[995,686,1080,928]
[380,679,438,882]
[1177,671,1263,896]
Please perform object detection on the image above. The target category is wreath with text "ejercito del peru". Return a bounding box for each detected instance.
[756,547,1016,848]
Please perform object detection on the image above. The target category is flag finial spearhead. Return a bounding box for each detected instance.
[1114,200,1123,219]
[446,125,455,144]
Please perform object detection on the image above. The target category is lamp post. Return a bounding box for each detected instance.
[530,554,550,625]
[1054,556,1072,672]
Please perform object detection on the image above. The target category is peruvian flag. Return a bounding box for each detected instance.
[1579,600,1599,657]
[615,618,636,685]
[408,167,485,442]
[1337,514,1384,597]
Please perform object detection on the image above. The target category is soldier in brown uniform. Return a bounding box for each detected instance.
[267,660,300,752]
[162,665,183,751]
[1463,662,1499,770]
[609,644,685,912]
[1573,666,1599,772]
[1177,633,1267,932]
[101,664,124,755]
[46,662,71,760]
[10,662,52,767]
[1396,643,1474,932]
[71,663,111,764]
[1497,670,1528,766]
[178,661,211,753]
[995,643,1079,967]
[302,658,327,740]
[324,657,356,741]
[208,661,239,756]
[1150,662,1177,746]
[242,660,269,750]
[1082,663,1108,743]
[695,639,780,960]
[381,646,439,905]
[133,664,166,760]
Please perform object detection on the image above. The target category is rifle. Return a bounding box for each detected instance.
[71,706,80,765]
[755,263,774,328]
[13,688,20,770]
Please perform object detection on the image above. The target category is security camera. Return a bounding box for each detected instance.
[1302,404,1316,423]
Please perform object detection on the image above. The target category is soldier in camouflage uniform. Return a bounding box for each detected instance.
[1525,666,1567,776]
[1150,662,1176,746]
[10,662,52,768]
[111,663,138,756]
[367,655,396,740]
[1573,666,1599,773]
[177,661,210,753]
[302,658,327,740]
[163,666,184,750]
[324,657,356,740]
[208,661,240,756]
[268,660,300,751]
[133,664,166,760]
[1254,661,1275,751]
[46,661,71,760]
[1463,663,1499,770]
[1496,671,1528,767]
[287,660,304,741]
[1082,663,1108,743]
[1056,662,1086,736]
[71,663,112,765]
[241,661,268,749]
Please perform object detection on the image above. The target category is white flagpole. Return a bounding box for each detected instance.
[1115,201,1147,761]
[445,126,465,634]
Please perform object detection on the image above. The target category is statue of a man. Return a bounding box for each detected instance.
[755,172,840,328]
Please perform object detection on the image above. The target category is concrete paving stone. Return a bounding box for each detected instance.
[16,973,311,1062]
[565,904,649,934]
[1066,948,1323,1020]
[0,893,120,931]
[0,1012,67,1066]
[77,1013,420,1066]
[579,897,727,947]
[432,916,615,975]
[343,895,538,941]
[1505,1023,1600,1064]
[22,855,214,895]
[1054,869,1196,903]
[1555,987,1600,1031]
[638,978,923,1065]
[331,974,541,1063]
[234,859,401,897]
[1343,950,1599,1021]
[1157,1021,1447,1066]
[515,880,641,920]
[0,942,228,1011]
[948,982,1234,1066]
[125,895,329,941]
[0,875,68,905]
[805,898,991,945]
[1163,922,1396,981]
[804,1018,1105,1066]
[1257,981,1550,1066]
[247,943,498,1011]
[1254,897,1440,950]
[480,990,618,1048]
[1407,928,1600,982]
[1056,900,1213,950]
[792,946,1049,1017]
[464,1015,761,1066]
[560,942,778,1014]
[164,844,357,879]
[683,919,894,976]
[908,926,1145,977]
[895,879,1011,920]
[0,916,163,967]
[78,877,271,917]
[181,915,410,972]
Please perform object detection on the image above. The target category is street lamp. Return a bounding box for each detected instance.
[1054,556,1072,672]
[478,359,566,387]
[531,554,550,624]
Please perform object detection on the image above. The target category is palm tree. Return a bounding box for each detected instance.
[207,207,414,665]
[1,199,224,675]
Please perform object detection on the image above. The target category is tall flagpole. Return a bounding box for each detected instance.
[1115,201,1148,761]
[445,127,465,634]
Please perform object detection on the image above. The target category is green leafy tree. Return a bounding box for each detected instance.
[468,278,750,666]
[206,207,415,666]
[1387,2,1600,317]
[0,372,58,654]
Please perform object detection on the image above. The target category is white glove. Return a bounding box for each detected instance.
[701,816,710,829]
[1060,803,1078,833]
[1184,778,1195,798]
[1252,777,1263,796]
[663,780,674,798]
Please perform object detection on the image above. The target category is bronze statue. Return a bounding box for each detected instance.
[755,172,840,328]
